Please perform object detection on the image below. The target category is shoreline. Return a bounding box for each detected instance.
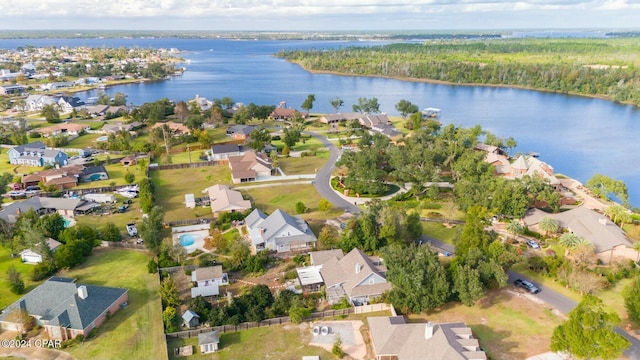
[297,64,632,106]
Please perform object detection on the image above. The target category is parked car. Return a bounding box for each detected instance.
[514,279,541,294]
[126,223,138,237]
[526,240,540,249]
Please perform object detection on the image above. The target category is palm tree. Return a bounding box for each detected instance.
[539,216,559,237]
[559,232,582,249]
[506,221,524,241]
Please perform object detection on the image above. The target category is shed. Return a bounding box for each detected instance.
[182,310,200,328]
[198,330,220,353]
[185,194,195,209]
[120,156,137,166]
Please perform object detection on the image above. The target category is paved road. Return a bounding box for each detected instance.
[307,131,361,214]
[423,236,640,358]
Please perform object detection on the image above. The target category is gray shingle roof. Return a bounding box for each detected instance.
[198,330,220,345]
[0,277,127,332]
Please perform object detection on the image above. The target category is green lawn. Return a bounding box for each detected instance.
[74,197,145,234]
[65,133,103,149]
[421,222,460,245]
[278,155,328,175]
[167,325,339,360]
[241,184,324,217]
[150,165,232,221]
[61,248,167,360]
[0,246,43,310]
[75,163,146,189]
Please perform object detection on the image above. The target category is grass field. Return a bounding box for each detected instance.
[74,162,145,189]
[408,288,564,360]
[278,155,327,175]
[74,197,145,233]
[167,324,339,360]
[241,184,324,216]
[61,248,167,360]
[65,133,103,149]
[150,165,231,221]
[0,246,42,310]
[421,222,460,245]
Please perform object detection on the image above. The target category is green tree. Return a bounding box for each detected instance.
[352,97,380,114]
[102,222,122,242]
[139,177,155,213]
[551,294,629,359]
[159,275,181,308]
[140,206,164,252]
[506,221,524,239]
[624,277,640,324]
[539,216,559,237]
[452,264,484,306]
[41,104,61,123]
[383,244,450,313]
[162,306,180,333]
[318,225,339,250]
[330,97,344,113]
[586,174,629,205]
[295,201,306,214]
[301,94,316,113]
[124,171,135,184]
[318,199,332,213]
[7,265,25,294]
[247,127,271,151]
[395,99,419,119]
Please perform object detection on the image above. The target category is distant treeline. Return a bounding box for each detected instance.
[277,38,640,106]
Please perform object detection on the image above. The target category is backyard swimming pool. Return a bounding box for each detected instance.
[96,135,108,142]
[172,224,209,254]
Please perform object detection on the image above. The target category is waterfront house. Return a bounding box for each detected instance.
[367,316,486,360]
[245,208,317,253]
[36,123,90,138]
[0,277,128,341]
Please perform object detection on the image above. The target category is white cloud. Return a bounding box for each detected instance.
[0,0,638,29]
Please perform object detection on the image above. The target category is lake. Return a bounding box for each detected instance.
[2,38,639,207]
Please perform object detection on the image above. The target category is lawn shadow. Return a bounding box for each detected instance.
[220,331,242,347]
[477,289,515,310]
[471,325,526,360]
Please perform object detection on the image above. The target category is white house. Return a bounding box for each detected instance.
[245,208,317,253]
[19,238,62,264]
[190,265,228,298]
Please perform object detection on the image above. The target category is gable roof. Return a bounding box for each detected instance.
[319,248,390,299]
[227,125,255,136]
[192,265,224,281]
[368,316,486,360]
[228,150,272,181]
[310,249,344,266]
[182,310,200,323]
[0,277,127,332]
[198,330,220,345]
[246,208,316,248]
[206,184,252,213]
[523,207,631,252]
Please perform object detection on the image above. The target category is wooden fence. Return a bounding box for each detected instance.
[148,160,222,171]
[165,308,354,339]
[167,218,214,227]
[100,241,147,250]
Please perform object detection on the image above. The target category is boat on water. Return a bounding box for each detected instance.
[527,152,540,158]
[422,107,441,118]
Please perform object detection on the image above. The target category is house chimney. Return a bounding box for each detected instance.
[259,227,265,235]
[77,285,88,299]
[425,322,433,339]
[355,263,362,274]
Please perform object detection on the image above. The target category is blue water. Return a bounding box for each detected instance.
[179,234,196,247]
[2,38,639,206]
[96,135,108,142]
[63,218,72,228]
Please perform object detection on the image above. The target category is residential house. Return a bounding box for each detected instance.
[205,184,252,216]
[0,85,26,96]
[228,150,272,184]
[56,96,85,113]
[315,248,391,305]
[368,316,487,360]
[0,196,84,223]
[318,112,363,125]
[120,156,137,166]
[101,121,143,134]
[198,331,220,353]
[190,265,229,298]
[8,141,68,167]
[0,277,128,341]
[21,165,84,190]
[523,206,633,262]
[80,166,109,182]
[208,144,245,161]
[151,121,190,136]
[190,95,213,111]
[36,123,90,138]
[270,107,307,121]
[19,238,62,264]
[318,112,400,138]
[245,208,317,253]
[226,125,255,141]
[25,95,57,112]
[182,310,200,328]
[84,105,129,117]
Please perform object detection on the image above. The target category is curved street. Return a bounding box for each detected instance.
[424,236,640,358]
[308,131,361,214]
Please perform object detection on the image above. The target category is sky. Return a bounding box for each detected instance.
[1,0,640,31]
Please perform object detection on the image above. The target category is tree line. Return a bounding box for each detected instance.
[277,38,640,105]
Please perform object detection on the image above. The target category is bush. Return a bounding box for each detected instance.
[147,258,158,273]
[124,172,135,184]
[295,201,306,214]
